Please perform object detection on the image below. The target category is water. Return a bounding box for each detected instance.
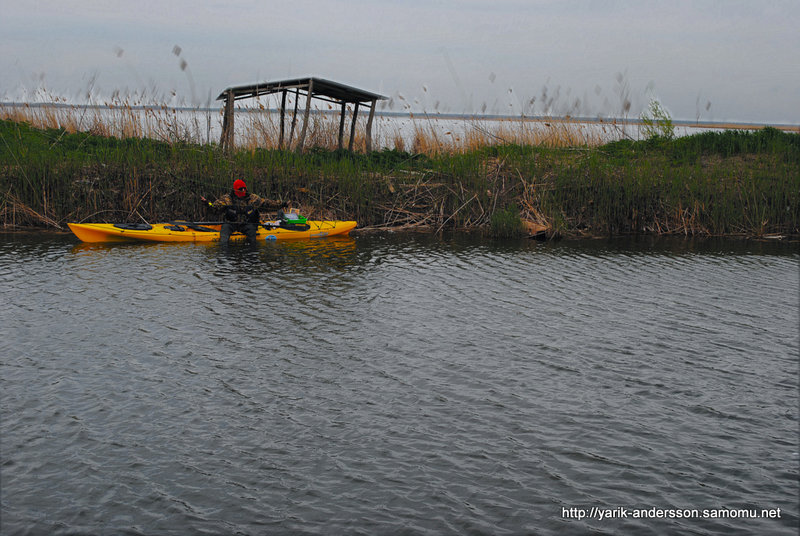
[1,102,713,150]
[1,232,798,535]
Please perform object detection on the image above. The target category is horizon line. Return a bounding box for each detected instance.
[1,101,798,130]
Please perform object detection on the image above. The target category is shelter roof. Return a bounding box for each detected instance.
[216,77,387,104]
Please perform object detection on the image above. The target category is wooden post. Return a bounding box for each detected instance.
[337,102,346,150]
[220,90,235,153]
[288,89,299,147]
[348,101,359,152]
[365,100,376,152]
[296,79,314,153]
[219,91,229,149]
[279,89,287,149]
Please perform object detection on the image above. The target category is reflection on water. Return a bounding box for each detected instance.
[1,232,798,535]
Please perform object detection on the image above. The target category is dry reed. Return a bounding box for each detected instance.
[1,97,622,156]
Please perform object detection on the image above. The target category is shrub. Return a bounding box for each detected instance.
[489,204,525,238]
[641,99,675,140]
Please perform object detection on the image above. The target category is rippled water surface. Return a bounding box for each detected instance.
[1,232,798,535]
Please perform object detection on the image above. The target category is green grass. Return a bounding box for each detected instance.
[1,119,798,238]
[489,204,526,238]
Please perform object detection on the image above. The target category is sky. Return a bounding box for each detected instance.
[2,0,798,124]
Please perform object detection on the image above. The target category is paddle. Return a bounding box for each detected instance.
[198,194,303,232]
[168,220,223,232]
[170,219,283,232]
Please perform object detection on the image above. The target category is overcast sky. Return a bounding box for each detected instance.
[2,0,798,124]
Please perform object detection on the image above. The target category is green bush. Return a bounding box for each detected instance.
[641,99,675,140]
[489,204,525,238]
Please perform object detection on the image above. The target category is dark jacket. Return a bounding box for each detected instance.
[209,191,283,223]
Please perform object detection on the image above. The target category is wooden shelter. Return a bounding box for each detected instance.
[216,77,387,153]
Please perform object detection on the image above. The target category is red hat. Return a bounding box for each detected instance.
[233,179,247,198]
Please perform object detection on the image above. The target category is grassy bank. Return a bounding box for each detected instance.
[1,118,798,238]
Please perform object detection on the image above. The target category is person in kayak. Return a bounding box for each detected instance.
[202,179,286,243]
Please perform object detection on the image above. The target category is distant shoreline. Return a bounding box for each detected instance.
[1,101,798,132]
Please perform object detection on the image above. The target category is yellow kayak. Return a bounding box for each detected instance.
[68,220,357,243]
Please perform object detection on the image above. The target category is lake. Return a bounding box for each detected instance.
[1,102,719,151]
[1,232,797,535]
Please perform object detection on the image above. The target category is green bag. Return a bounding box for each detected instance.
[280,210,307,225]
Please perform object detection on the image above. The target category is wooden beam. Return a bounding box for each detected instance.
[220,90,235,153]
[279,89,287,150]
[337,102,346,150]
[296,79,314,153]
[288,89,299,147]
[365,100,376,152]
[348,101,360,152]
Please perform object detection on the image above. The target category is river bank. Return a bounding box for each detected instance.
[1,119,798,239]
